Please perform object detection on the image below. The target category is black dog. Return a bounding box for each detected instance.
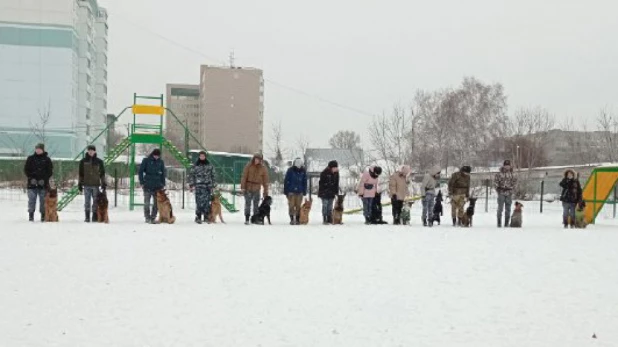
[432,190,443,225]
[251,196,272,225]
[370,192,388,225]
[461,197,478,227]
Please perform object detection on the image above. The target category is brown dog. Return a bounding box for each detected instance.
[460,197,477,227]
[96,188,109,224]
[332,193,346,225]
[155,189,176,224]
[44,188,59,222]
[208,193,225,224]
[299,198,312,225]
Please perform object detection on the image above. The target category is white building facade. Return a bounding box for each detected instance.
[0,0,108,158]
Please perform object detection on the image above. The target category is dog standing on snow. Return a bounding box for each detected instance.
[460,197,478,227]
[432,190,444,225]
[298,198,312,225]
[510,201,523,228]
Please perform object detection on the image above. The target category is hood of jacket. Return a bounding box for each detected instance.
[564,169,577,178]
[428,165,441,176]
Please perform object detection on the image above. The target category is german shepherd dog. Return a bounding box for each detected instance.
[96,187,109,224]
[44,187,59,222]
[251,196,272,225]
[432,190,444,225]
[370,192,388,224]
[155,189,176,224]
[298,198,312,225]
[208,193,225,224]
[510,201,523,228]
[460,197,478,227]
[332,193,346,225]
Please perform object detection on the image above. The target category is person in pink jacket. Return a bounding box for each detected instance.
[357,165,383,224]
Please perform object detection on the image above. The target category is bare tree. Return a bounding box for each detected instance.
[510,106,555,169]
[561,116,598,165]
[296,134,310,158]
[30,100,56,155]
[329,130,361,149]
[267,120,285,167]
[597,108,618,162]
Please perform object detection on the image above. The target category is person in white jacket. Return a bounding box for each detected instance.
[421,166,441,226]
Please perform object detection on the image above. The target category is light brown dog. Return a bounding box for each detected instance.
[208,193,225,224]
[44,188,59,222]
[332,193,346,225]
[155,189,176,224]
[96,188,109,224]
[299,198,312,225]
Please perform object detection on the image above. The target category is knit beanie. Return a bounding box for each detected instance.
[35,143,45,151]
[328,160,338,168]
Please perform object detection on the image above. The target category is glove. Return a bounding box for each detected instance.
[37,180,45,187]
[101,182,107,189]
[29,178,37,187]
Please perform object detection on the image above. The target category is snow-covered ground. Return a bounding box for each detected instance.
[1,199,617,346]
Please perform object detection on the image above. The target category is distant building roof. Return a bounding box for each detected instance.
[305,148,364,172]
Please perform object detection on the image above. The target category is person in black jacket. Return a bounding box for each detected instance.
[559,169,582,228]
[78,145,106,222]
[318,160,340,224]
[24,143,53,222]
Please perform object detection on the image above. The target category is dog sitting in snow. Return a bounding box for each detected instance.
[432,190,444,225]
[510,201,523,228]
[401,200,415,225]
[460,197,477,227]
[155,189,176,224]
[370,192,388,224]
[574,201,587,229]
[298,198,312,225]
[251,196,272,225]
[44,187,59,222]
[96,187,109,224]
[208,193,225,224]
[332,193,346,225]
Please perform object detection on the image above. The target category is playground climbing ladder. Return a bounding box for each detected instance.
[57,93,239,213]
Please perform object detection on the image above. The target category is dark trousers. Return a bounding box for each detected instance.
[391,198,403,224]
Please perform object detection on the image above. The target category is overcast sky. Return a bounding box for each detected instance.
[101,0,618,156]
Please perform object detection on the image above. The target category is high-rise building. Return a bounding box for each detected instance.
[0,0,108,158]
[165,65,264,155]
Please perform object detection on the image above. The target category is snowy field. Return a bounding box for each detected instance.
[1,198,618,346]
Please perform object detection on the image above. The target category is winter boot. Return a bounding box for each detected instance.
[457,218,462,227]
[28,212,34,222]
[428,220,434,227]
[364,217,371,225]
[323,215,328,225]
[497,217,502,228]
[92,213,98,223]
[504,216,510,228]
[245,214,251,225]
[85,211,91,223]
[195,213,203,224]
[296,214,301,225]
[290,215,295,225]
[452,218,457,227]
[422,217,427,227]
[40,213,45,222]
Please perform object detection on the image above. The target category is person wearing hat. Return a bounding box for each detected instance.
[420,165,441,227]
[78,144,106,222]
[389,165,412,225]
[494,159,517,227]
[284,157,307,225]
[448,165,471,226]
[318,160,340,224]
[24,143,53,221]
[240,152,270,225]
[139,148,166,223]
[188,150,216,224]
[357,165,383,224]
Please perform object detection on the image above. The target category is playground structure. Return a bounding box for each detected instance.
[57,94,239,213]
[582,166,618,224]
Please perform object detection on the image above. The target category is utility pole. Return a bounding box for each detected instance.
[229,50,235,68]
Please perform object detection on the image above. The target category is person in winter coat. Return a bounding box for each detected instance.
[447,165,471,226]
[139,148,166,223]
[188,151,216,224]
[388,165,411,225]
[559,169,582,228]
[241,153,270,225]
[494,159,517,227]
[357,165,383,224]
[421,165,441,227]
[24,143,53,222]
[318,160,340,224]
[284,158,308,225]
[78,145,106,223]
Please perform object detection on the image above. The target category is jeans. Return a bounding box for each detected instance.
[562,202,576,225]
[195,186,212,216]
[497,193,512,221]
[84,186,99,213]
[143,189,158,220]
[244,191,260,216]
[321,197,334,221]
[422,192,435,222]
[27,188,46,214]
[362,197,374,221]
